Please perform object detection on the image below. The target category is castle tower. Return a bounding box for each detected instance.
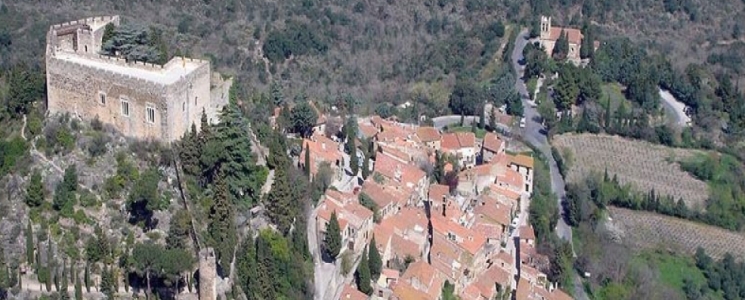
[198,248,217,300]
[540,16,551,40]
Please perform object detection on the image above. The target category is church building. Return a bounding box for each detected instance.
[538,16,584,61]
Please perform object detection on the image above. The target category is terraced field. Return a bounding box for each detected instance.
[552,133,709,209]
[610,207,745,260]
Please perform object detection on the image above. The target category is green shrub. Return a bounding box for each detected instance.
[73,210,90,225]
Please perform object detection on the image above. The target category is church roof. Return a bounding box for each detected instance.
[548,27,583,45]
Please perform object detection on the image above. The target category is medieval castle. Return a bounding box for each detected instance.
[45,16,231,142]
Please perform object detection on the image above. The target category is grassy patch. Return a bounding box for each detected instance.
[526,77,538,99]
[637,250,709,294]
[601,83,629,111]
[447,126,487,139]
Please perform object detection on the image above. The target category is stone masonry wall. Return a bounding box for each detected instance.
[46,57,171,140]
[164,60,211,140]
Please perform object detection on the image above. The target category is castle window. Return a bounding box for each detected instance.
[120,98,130,117]
[146,106,156,124]
[182,102,185,111]
[98,92,106,105]
[194,97,198,106]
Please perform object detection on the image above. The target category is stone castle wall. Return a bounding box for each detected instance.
[45,16,215,142]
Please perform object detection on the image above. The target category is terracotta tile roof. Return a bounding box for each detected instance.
[340,284,369,300]
[428,184,451,204]
[519,225,536,241]
[383,268,400,280]
[497,168,524,190]
[471,163,500,177]
[300,133,343,175]
[460,284,483,300]
[472,222,503,241]
[482,132,505,153]
[373,153,426,187]
[474,200,512,227]
[374,222,395,249]
[440,132,476,152]
[401,261,445,299]
[510,153,535,169]
[359,122,379,139]
[492,152,512,168]
[379,144,411,163]
[548,27,583,45]
[488,184,522,204]
[417,126,441,142]
[391,233,422,259]
[516,277,531,300]
[316,195,373,231]
[430,233,464,281]
[495,251,513,267]
[361,180,397,208]
[391,281,431,300]
[431,215,486,255]
[473,264,512,298]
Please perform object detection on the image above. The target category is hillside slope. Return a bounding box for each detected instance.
[2,0,744,104]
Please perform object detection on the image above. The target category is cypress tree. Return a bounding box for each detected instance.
[25,171,45,207]
[60,262,69,300]
[100,265,114,299]
[355,248,373,295]
[368,236,382,280]
[264,167,296,235]
[361,153,370,179]
[74,275,83,300]
[255,232,276,300]
[26,221,34,267]
[208,169,237,272]
[434,151,445,184]
[0,246,8,292]
[349,139,359,176]
[84,263,90,293]
[478,103,485,129]
[323,211,342,261]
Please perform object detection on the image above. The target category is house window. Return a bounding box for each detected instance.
[120,97,130,117]
[98,92,106,105]
[146,105,156,124]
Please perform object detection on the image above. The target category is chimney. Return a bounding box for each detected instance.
[442,202,447,217]
[394,165,402,182]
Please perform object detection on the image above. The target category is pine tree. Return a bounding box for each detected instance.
[355,248,373,295]
[304,143,312,179]
[553,30,570,60]
[368,236,382,280]
[264,167,296,235]
[25,171,44,207]
[323,211,342,261]
[60,261,69,300]
[208,169,237,272]
[489,108,497,130]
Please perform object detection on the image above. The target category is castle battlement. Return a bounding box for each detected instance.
[45,16,225,142]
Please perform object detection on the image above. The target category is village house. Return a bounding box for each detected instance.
[373,152,428,201]
[341,284,369,300]
[429,214,493,287]
[441,132,477,169]
[509,154,535,195]
[460,262,513,300]
[481,132,506,162]
[361,179,414,220]
[315,189,374,254]
[395,261,446,300]
[373,208,429,268]
[300,132,345,182]
[539,15,584,61]
[416,126,442,151]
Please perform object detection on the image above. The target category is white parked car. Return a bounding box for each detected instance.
[519,117,526,128]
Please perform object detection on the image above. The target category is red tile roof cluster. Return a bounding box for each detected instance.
[547,27,583,45]
[482,132,505,154]
[400,261,445,299]
[340,283,369,300]
[466,264,512,299]
[497,168,524,191]
[300,133,343,176]
[317,189,374,232]
[440,132,476,152]
[361,179,411,210]
[431,215,487,256]
[373,153,426,188]
[473,199,512,228]
[416,126,441,143]
[428,184,451,205]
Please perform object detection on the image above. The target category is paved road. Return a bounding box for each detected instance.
[658,88,691,127]
[510,29,588,300]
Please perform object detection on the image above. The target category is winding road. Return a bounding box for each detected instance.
[510,30,588,299]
